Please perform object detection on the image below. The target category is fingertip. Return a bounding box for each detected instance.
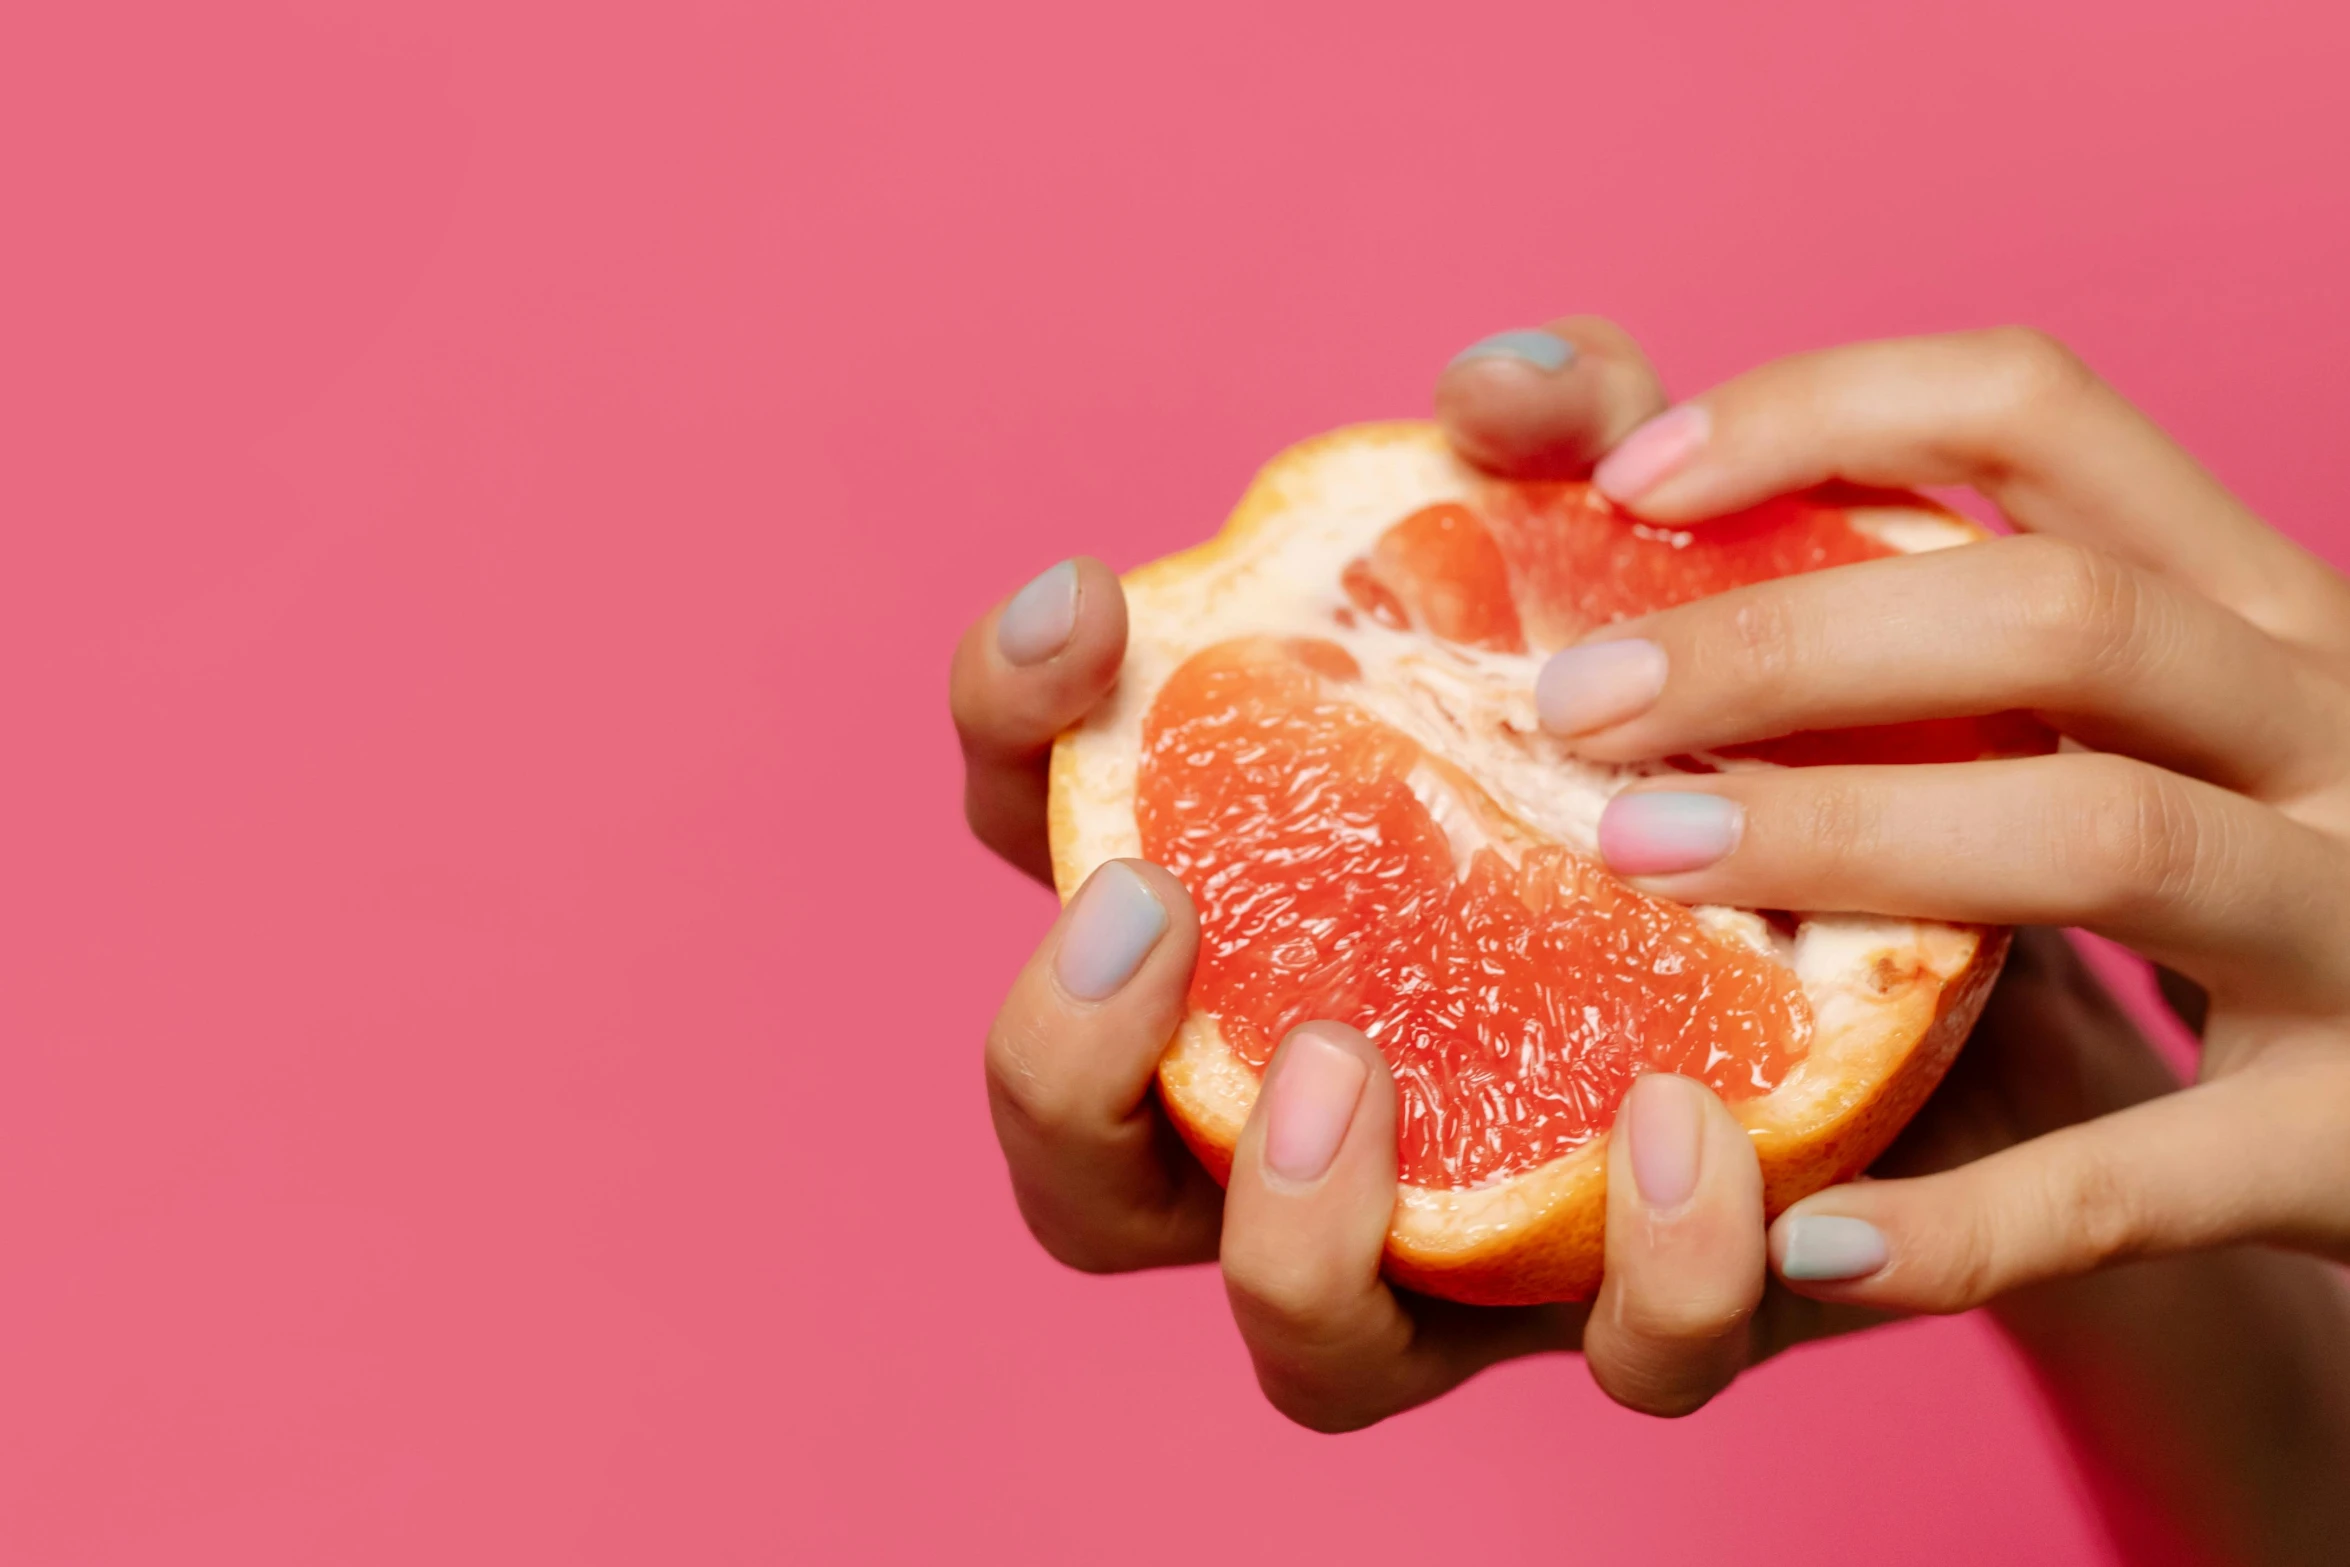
[1585,1078,1766,1415]
[1067,554,1128,641]
[1039,555,1127,688]
[1249,1022,1393,1190]
[1619,1071,1708,1211]
[995,558,1081,667]
[1767,1198,1894,1294]
[953,557,1128,752]
[1591,403,1713,512]
[1052,860,1172,1001]
[1280,1020,1395,1092]
[1110,856,1195,923]
[1219,1020,1407,1410]
[1435,316,1668,479]
[1435,347,1573,470]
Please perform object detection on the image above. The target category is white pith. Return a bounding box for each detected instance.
[1051,425,1981,1251]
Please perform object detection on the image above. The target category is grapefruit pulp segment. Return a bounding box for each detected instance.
[1046,422,2011,1305]
[1136,635,1808,1190]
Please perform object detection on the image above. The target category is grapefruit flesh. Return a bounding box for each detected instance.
[1137,635,1808,1190]
[1050,424,2037,1303]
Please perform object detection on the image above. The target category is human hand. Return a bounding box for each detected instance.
[1533,327,2350,1312]
[950,320,2175,1424]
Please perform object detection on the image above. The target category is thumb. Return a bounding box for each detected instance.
[1767,1065,2350,1314]
[1435,316,1668,478]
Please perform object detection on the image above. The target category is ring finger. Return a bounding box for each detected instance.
[1596,756,2350,1008]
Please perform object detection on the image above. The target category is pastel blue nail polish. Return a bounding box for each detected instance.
[1448,329,1576,374]
[1778,1215,1890,1281]
[998,560,1079,666]
[1056,862,1168,1000]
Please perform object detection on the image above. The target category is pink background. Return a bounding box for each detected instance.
[3,1,2343,1561]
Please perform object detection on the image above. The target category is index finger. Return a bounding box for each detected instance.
[1586,329,2350,651]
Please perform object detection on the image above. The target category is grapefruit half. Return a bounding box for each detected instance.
[1048,422,2036,1306]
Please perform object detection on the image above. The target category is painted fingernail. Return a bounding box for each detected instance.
[1448,329,1577,374]
[1055,861,1168,1000]
[1536,639,1668,735]
[1592,404,1710,503]
[1777,1214,1889,1282]
[1624,1072,1703,1209]
[1263,1027,1369,1184]
[997,560,1079,666]
[1598,791,1743,877]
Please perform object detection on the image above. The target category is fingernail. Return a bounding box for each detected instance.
[1448,329,1577,374]
[1624,1072,1703,1209]
[1055,862,1167,1000]
[1777,1214,1889,1282]
[1262,1027,1369,1184]
[1598,791,1743,877]
[1593,404,1710,503]
[998,560,1079,666]
[1536,639,1668,735]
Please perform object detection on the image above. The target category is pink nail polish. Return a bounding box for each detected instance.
[1262,1027,1369,1184]
[1598,791,1743,877]
[1624,1073,1703,1209]
[1593,404,1709,504]
[1535,639,1668,735]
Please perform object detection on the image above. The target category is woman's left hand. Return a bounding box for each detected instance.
[1532,327,2350,1312]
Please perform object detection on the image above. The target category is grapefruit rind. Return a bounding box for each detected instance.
[1047,422,2001,1306]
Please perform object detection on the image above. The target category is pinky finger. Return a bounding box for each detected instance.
[1768,1060,2350,1315]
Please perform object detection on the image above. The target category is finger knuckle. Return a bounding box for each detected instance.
[1589,1351,1731,1420]
[1224,1252,1345,1343]
[2042,1149,2147,1272]
[2063,759,2219,921]
[1973,325,2096,433]
[2004,537,2158,690]
[1615,1285,1755,1350]
[984,1018,1082,1136]
[1014,1195,1130,1275]
[1935,1204,2004,1312]
[1719,591,1802,688]
[1256,1371,1386,1434]
[1789,774,1885,866]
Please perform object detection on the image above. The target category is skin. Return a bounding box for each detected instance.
[949,317,2350,1564]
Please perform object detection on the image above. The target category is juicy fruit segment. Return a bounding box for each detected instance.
[1135,480,2031,1195]
[1344,489,2052,766]
[1343,502,1526,651]
[1477,484,1896,643]
[1135,637,1807,1190]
